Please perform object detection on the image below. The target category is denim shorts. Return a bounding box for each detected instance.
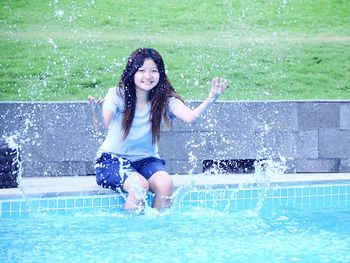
[94,153,167,190]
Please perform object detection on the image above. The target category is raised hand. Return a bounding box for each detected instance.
[88,95,104,106]
[87,95,105,133]
[208,77,227,103]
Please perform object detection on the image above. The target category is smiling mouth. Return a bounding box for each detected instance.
[142,81,154,84]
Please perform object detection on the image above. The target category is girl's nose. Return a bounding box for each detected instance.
[145,71,152,78]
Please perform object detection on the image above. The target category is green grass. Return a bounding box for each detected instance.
[0,0,349,101]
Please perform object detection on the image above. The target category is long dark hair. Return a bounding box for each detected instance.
[117,48,183,143]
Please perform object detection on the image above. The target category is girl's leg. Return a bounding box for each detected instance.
[148,171,174,210]
[122,172,149,211]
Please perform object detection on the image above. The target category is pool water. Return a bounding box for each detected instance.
[1,195,350,263]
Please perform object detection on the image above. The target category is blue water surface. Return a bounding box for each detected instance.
[1,204,350,263]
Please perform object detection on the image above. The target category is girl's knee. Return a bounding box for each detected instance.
[149,171,173,194]
[124,173,149,192]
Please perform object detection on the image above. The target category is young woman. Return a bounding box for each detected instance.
[92,48,227,211]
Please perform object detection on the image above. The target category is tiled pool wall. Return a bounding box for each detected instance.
[2,183,350,218]
[1,101,350,177]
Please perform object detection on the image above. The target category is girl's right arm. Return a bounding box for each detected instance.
[89,87,121,129]
[102,88,122,128]
[102,108,114,128]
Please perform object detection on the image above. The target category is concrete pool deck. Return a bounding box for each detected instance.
[1,173,350,199]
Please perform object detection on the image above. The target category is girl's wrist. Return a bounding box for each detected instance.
[207,95,217,104]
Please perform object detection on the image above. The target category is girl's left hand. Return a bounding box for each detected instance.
[88,95,104,105]
[208,77,228,102]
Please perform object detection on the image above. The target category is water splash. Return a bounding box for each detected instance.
[187,151,198,175]
[47,38,58,49]
[54,9,64,18]
[252,157,288,214]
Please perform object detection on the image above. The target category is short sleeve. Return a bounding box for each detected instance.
[103,88,123,113]
[167,97,183,120]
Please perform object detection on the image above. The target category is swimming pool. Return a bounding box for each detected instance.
[1,182,350,262]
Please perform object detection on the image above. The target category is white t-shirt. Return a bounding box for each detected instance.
[97,87,182,161]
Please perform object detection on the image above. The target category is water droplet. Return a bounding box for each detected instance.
[55,9,64,18]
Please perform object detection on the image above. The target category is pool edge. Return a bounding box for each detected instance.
[1,173,350,199]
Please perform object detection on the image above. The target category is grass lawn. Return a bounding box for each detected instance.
[0,0,349,101]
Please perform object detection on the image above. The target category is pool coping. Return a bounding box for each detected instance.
[1,173,350,199]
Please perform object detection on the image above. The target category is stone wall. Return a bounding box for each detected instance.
[0,100,349,177]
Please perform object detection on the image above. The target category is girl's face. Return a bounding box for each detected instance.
[134,59,160,92]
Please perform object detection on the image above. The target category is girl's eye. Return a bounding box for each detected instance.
[138,69,145,72]
[152,69,159,73]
